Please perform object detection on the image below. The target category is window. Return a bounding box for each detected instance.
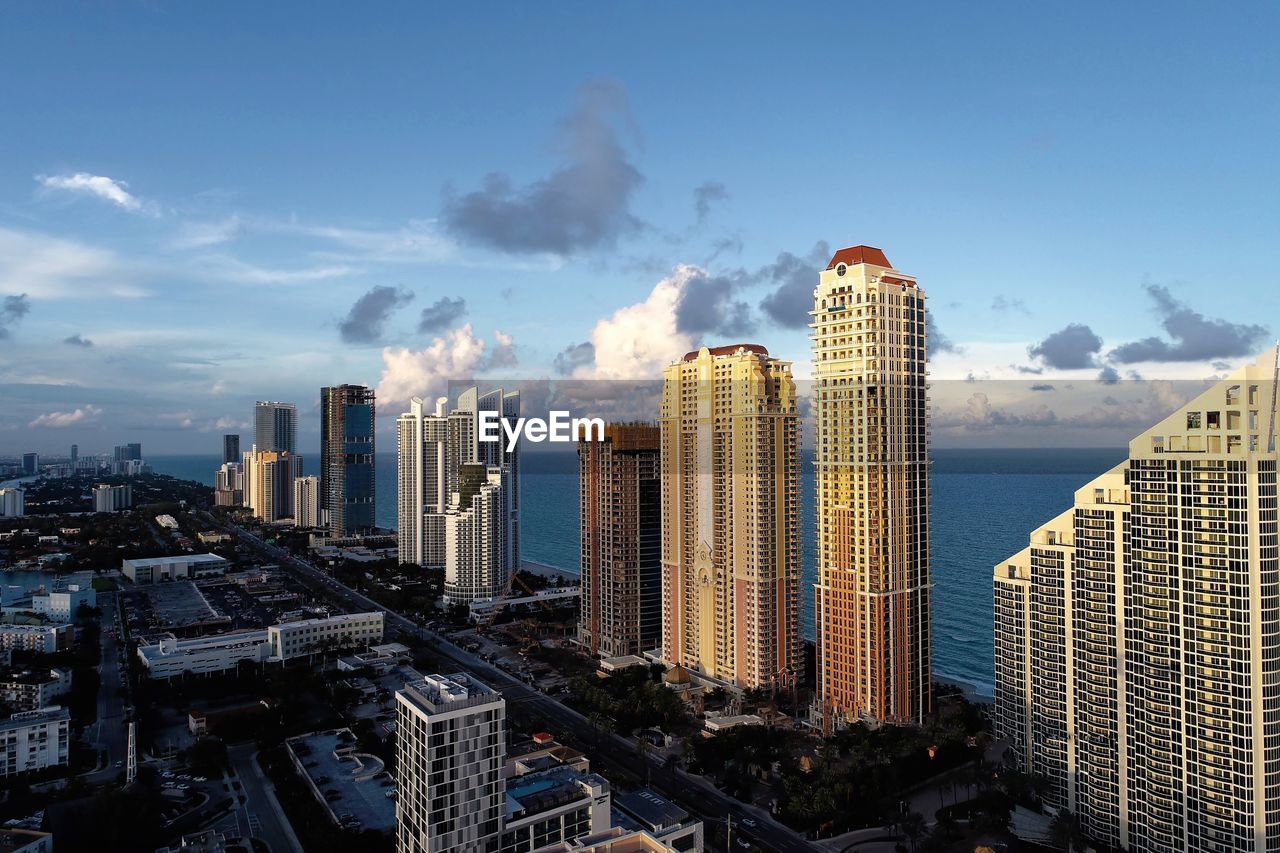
[1188,412,1202,429]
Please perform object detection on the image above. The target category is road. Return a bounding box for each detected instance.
[217,515,819,852]
[228,742,305,853]
[86,590,129,784]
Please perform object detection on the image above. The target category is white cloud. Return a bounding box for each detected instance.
[0,227,146,300]
[28,404,103,428]
[585,265,701,379]
[36,172,149,213]
[375,324,492,410]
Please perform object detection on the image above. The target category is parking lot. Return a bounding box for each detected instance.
[285,729,396,834]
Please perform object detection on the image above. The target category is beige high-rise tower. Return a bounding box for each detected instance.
[659,344,800,691]
[813,245,931,726]
[995,349,1280,853]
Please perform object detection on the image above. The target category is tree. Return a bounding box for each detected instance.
[1048,808,1086,852]
[898,810,927,853]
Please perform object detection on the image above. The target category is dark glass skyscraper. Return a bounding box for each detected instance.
[222,434,240,464]
[321,384,375,535]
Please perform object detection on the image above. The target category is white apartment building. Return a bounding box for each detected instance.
[995,349,1280,852]
[122,553,230,584]
[397,388,520,581]
[499,765,610,853]
[92,483,132,513]
[0,487,24,518]
[0,624,72,654]
[266,612,384,660]
[0,706,70,777]
[396,673,506,853]
[444,465,508,604]
[31,584,95,620]
[293,475,322,528]
[136,630,271,679]
[0,667,72,711]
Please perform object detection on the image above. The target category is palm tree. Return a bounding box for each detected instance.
[898,810,927,853]
[1048,808,1085,852]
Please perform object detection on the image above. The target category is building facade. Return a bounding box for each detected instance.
[245,450,302,522]
[444,464,507,603]
[254,401,297,454]
[92,483,132,513]
[396,673,506,853]
[812,245,931,727]
[397,388,520,592]
[577,423,662,658]
[122,553,230,584]
[222,433,241,464]
[20,453,37,476]
[994,349,1280,852]
[0,487,23,518]
[0,624,72,654]
[0,667,72,711]
[320,384,376,535]
[658,344,800,692]
[293,475,322,528]
[0,706,70,777]
[136,631,271,679]
[266,611,384,659]
[214,461,244,506]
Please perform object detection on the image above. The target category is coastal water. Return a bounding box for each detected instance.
[149,447,1125,696]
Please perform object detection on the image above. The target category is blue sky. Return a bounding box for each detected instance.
[2,2,1277,453]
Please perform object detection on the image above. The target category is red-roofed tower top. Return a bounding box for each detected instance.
[826,245,891,270]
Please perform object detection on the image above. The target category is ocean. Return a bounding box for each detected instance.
[150,447,1125,696]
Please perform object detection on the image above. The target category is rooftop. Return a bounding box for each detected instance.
[615,788,689,832]
[286,728,396,834]
[505,765,608,823]
[679,343,769,363]
[124,553,228,567]
[826,244,892,270]
[0,705,69,730]
[399,672,500,714]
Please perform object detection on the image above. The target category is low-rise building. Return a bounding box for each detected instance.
[31,585,95,620]
[136,630,271,679]
[612,790,703,853]
[0,706,70,777]
[0,828,54,853]
[156,514,180,530]
[0,667,71,711]
[267,612,384,660]
[286,728,396,834]
[534,828,683,853]
[0,624,72,654]
[122,554,230,584]
[501,765,611,852]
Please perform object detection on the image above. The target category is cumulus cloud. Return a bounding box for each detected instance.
[1109,284,1269,363]
[417,296,468,334]
[442,80,643,255]
[28,404,103,428]
[339,285,414,344]
[928,314,962,355]
[63,333,93,348]
[375,324,514,409]
[487,330,518,369]
[36,172,148,212]
[675,271,754,337]
[758,242,830,328]
[553,341,595,377]
[692,181,727,224]
[1028,323,1103,370]
[587,266,701,378]
[1030,383,1055,392]
[0,294,30,339]
[937,392,1058,432]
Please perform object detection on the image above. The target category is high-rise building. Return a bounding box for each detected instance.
[112,443,142,462]
[244,450,301,523]
[994,349,1280,853]
[214,462,244,506]
[0,487,24,518]
[222,434,240,465]
[69,444,77,466]
[444,464,507,603]
[396,673,505,853]
[21,453,38,476]
[397,388,520,592]
[812,245,931,727]
[320,384,376,535]
[293,475,321,528]
[254,402,297,454]
[92,483,132,513]
[578,423,662,658]
[659,344,800,692]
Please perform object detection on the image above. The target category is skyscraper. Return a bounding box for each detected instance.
[994,349,1280,853]
[69,444,77,466]
[445,464,507,603]
[320,384,376,535]
[397,388,520,599]
[222,434,240,465]
[21,453,38,476]
[395,673,505,853]
[659,344,800,692]
[293,475,322,528]
[244,450,301,523]
[254,402,297,454]
[578,423,662,658]
[813,245,931,726]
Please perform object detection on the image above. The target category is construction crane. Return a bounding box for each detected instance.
[479,570,556,630]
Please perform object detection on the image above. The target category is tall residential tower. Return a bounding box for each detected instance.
[813,245,931,726]
[320,384,376,535]
[659,344,800,692]
[578,423,662,658]
[254,401,297,454]
[995,350,1280,853]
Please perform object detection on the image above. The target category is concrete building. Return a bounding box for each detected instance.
[396,388,520,588]
[659,344,800,692]
[813,245,931,727]
[285,728,396,834]
[994,349,1280,852]
[214,461,244,506]
[0,829,54,853]
[21,453,38,476]
[266,611,384,659]
[31,584,95,620]
[445,464,508,604]
[0,488,24,518]
[577,424,661,659]
[0,666,71,711]
[293,475,322,528]
[321,384,376,535]
[136,630,271,679]
[245,450,302,522]
[222,433,240,465]
[0,706,70,777]
[122,553,230,584]
[254,401,297,454]
[611,789,704,852]
[0,624,72,654]
[92,483,132,513]
[500,765,611,852]
[396,673,506,853]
